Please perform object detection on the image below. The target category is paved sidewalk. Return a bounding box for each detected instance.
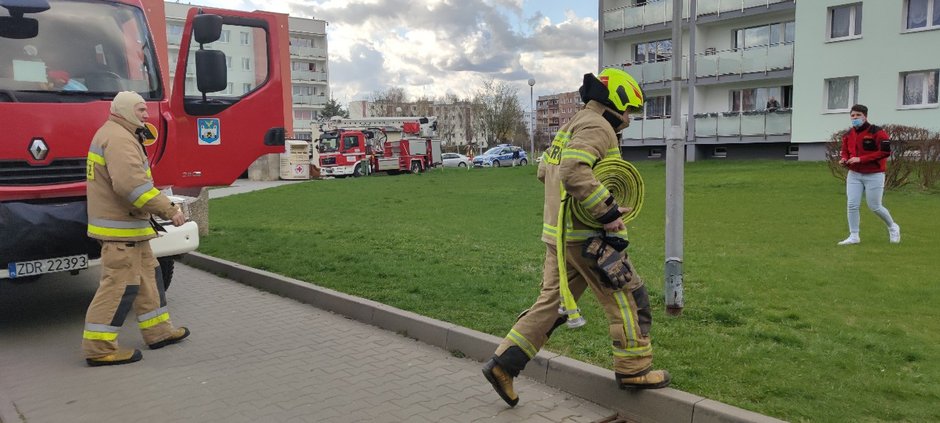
[209,178,307,199]
[0,264,612,423]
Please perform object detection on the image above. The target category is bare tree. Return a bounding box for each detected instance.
[472,78,524,147]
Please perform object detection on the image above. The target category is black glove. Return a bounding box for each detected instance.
[582,237,632,290]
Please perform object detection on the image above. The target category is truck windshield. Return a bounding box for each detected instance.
[319,134,339,153]
[0,0,160,102]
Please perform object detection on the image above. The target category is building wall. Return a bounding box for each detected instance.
[792,0,940,144]
[163,2,329,141]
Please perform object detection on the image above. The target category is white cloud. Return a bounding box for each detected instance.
[176,0,598,106]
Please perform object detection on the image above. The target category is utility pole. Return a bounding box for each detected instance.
[665,0,685,316]
[528,78,536,159]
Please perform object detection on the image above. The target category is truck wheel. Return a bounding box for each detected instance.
[410,161,422,173]
[158,256,176,291]
[492,160,501,167]
[353,163,365,177]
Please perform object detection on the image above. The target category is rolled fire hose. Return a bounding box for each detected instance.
[556,157,645,329]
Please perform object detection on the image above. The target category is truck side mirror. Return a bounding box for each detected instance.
[192,14,223,44]
[195,50,227,93]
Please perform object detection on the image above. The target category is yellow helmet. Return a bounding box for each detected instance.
[599,68,644,113]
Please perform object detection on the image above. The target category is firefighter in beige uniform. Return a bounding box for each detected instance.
[483,69,670,407]
[83,91,190,366]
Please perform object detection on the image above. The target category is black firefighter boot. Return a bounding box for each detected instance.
[482,357,519,407]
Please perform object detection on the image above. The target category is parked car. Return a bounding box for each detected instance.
[442,153,472,168]
[472,144,527,167]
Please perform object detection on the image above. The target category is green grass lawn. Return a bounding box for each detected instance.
[199,161,940,422]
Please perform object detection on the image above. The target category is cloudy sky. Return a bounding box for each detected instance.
[178,0,599,109]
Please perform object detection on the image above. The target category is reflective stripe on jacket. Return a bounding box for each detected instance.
[86,116,177,242]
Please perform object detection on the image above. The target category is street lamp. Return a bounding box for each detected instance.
[528,78,536,160]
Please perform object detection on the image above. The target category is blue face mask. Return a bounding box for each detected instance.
[851,118,864,128]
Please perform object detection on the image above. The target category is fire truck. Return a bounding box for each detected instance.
[313,116,442,177]
[0,0,292,287]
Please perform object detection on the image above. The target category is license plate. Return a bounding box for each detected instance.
[8,254,89,278]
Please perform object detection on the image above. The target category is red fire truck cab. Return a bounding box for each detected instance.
[0,0,292,285]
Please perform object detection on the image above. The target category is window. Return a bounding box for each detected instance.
[243,83,252,94]
[713,147,728,158]
[828,4,862,40]
[734,21,795,49]
[225,82,233,94]
[730,87,789,112]
[900,70,939,106]
[240,31,250,45]
[648,148,663,159]
[634,39,672,63]
[643,95,671,118]
[166,23,184,45]
[242,57,251,71]
[905,0,940,30]
[220,30,230,43]
[226,56,232,69]
[825,77,858,111]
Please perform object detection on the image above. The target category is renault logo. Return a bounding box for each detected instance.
[28,138,49,161]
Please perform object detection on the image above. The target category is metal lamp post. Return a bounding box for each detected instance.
[528,78,536,160]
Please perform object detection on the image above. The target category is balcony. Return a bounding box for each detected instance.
[695,44,793,83]
[291,70,329,83]
[694,110,791,142]
[614,43,793,87]
[620,110,791,143]
[290,46,327,58]
[292,95,327,107]
[603,0,690,33]
[603,0,791,34]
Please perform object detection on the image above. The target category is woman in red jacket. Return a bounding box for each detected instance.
[838,104,901,245]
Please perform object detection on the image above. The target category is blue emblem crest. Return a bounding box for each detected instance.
[197,118,221,145]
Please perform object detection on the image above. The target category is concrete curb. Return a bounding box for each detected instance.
[181,252,786,423]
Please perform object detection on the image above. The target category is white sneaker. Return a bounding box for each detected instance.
[889,224,901,243]
[838,235,860,245]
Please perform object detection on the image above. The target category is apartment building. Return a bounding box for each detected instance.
[791,0,940,160]
[600,0,939,161]
[163,2,329,141]
[535,91,581,149]
[347,100,483,148]
[600,0,797,161]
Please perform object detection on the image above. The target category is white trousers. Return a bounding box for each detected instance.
[845,170,895,234]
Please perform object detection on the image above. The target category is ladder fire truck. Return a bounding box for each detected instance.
[0,0,292,288]
[313,116,442,177]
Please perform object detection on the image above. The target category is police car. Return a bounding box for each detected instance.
[472,144,527,167]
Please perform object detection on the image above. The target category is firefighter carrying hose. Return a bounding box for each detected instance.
[482,69,670,407]
[82,91,190,366]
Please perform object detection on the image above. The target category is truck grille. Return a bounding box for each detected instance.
[321,156,336,165]
[0,158,87,186]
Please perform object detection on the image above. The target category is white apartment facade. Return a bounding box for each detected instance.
[600,0,939,161]
[791,0,940,160]
[600,0,797,161]
[163,2,329,141]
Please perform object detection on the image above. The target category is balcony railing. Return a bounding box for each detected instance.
[695,44,793,79]
[620,110,791,141]
[697,0,790,18]
[620,57,689,85]
[604,0,789,32]
[694,109,791,138]
[292,95,327,106]
[291,70,328,82]
[289,46,326,58]
[603,0,690,32]
[611,43,793,85]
